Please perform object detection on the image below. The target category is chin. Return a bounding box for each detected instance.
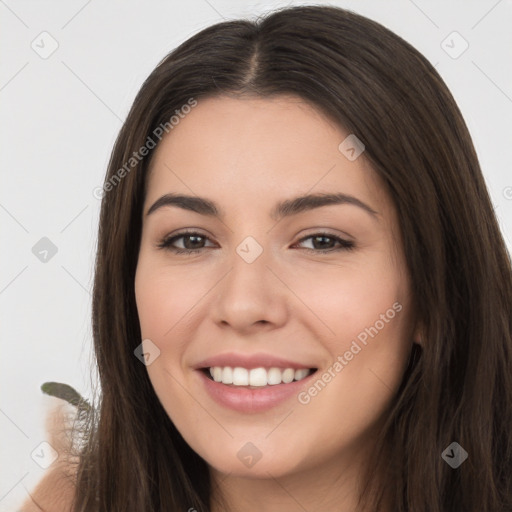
[194,439,311,480]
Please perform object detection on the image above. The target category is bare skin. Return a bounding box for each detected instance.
[18,397,77,512]
[135,95,420,512]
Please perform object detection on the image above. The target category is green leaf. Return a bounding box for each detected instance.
[41,382,92,412]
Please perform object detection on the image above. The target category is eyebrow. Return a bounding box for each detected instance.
[146,192,379,221]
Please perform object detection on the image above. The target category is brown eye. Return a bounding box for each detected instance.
[294,233,355,253]
[157,232,215,254]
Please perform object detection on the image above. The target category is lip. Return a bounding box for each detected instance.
[193,352,315,371]
[196,367,318,414]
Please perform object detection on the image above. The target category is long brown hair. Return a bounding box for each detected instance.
[66,5,512,511]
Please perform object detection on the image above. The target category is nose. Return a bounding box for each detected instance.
[210,242,290,334]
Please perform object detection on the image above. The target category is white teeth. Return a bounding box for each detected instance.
[212,367,222,382]
[282,368,295,384]
[222,366,233,384]
[208,366,313,386]
[249,368,267,387]
[267,367,282,385]
[232,367,249,386]
[294,368,309,380]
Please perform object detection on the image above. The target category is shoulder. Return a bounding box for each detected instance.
[18,464,76,511]
[18,394,79,512]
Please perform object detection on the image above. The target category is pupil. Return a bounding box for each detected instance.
[185,235,203,249]
[314,236,332,249]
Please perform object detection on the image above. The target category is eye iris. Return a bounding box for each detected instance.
[184,234,204,249]
[312,235,334,250]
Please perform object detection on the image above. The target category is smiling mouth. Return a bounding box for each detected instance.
[201,366,318,388]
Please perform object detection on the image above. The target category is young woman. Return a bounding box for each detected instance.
[20,4,512,512]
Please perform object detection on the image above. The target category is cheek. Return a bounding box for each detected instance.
[288,259,412,418]
[135,256,207,343]
[289,306,411,468]
[305,289,411,430]
[134,258,204,427]
[286,252,408,348]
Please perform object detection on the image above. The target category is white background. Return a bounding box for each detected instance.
[1,0,511,509]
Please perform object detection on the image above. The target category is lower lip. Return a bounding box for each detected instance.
[197,370,317,413]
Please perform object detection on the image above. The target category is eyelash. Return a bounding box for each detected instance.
[156,230,355,255]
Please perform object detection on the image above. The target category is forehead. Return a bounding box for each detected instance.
[145,94,390,217]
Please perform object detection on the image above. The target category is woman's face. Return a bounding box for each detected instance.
[135,95,418,480]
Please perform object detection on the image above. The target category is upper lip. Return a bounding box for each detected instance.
[194,352,317,370]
